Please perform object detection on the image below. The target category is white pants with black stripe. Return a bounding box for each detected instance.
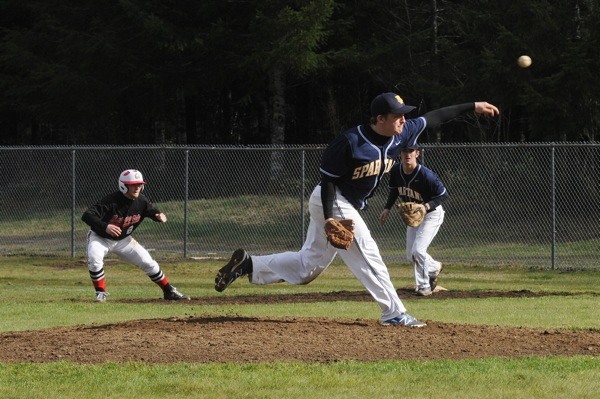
[86,231,161,277]
[250,185,408,322]
[406,206,444,291]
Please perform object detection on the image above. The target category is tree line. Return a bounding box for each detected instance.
[1,0,598,145]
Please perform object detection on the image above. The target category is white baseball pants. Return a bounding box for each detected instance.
[250,185,408,322]
[406,206,444,290]
[86,231,161,276]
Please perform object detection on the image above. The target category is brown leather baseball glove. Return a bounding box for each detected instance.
[324,219,354,250]
[397,202,426,227]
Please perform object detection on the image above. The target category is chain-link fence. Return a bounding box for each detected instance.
[1,143,598,270]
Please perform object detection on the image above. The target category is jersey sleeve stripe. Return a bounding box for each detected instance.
[319,168,340,178]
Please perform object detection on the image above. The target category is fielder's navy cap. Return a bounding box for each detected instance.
[402,142,420,150]
[370,92,416,117]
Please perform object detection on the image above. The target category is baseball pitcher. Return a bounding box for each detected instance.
[214,93,498,327]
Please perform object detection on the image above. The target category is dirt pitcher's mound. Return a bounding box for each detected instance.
[118,288,598,305]
[1,316,598,364]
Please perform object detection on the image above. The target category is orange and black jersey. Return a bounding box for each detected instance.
[82,191,161,240]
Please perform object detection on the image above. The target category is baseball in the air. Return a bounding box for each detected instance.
[518,55,532,68]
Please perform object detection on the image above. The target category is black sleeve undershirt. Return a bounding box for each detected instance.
[384,189,399,210]
[320,175,336,220]
[422,103,474,129]
[426,192,449,211]
[321,104,471,219]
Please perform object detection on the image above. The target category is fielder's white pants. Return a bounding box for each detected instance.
[86,231,161,276]
[250,186,408,322]
[406,206,444,290]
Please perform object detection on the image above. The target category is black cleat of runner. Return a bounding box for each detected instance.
[163,285,191,300]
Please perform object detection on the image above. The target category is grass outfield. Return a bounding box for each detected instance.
[1,357,598,399]
[0,255,598,399]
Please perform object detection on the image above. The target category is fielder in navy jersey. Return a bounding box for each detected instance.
[214,92,499,327]
[380,143,448,296]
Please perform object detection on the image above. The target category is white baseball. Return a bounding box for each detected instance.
[518,55,532,68]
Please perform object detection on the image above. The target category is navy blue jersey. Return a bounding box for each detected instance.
[320,117,426,210]
[82,191,161,240]
[388,163,447,205]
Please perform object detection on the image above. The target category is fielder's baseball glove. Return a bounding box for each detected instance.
[397,202,426,227]
[324,219,354,250]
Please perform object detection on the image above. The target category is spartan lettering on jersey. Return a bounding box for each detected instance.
[352,158,395,180]
[109,214,141,228]
[397,187,423,202]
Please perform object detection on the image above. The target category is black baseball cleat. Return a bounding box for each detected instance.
[429,263,444,291]
[163,285,191,300]
[215,248,251,292]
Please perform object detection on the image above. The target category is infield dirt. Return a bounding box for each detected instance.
[1,289,598,364]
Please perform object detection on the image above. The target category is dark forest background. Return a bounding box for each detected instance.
[1,0,598,145]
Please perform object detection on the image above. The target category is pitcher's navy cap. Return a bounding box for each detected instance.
[370,93,416,117]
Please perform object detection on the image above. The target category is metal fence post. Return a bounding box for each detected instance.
[551,144,556,270]
[71,149,76,258]
[184,149,189,258]
[301,150,306,245]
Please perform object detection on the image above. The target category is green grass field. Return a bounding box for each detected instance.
[0,255,598,399]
